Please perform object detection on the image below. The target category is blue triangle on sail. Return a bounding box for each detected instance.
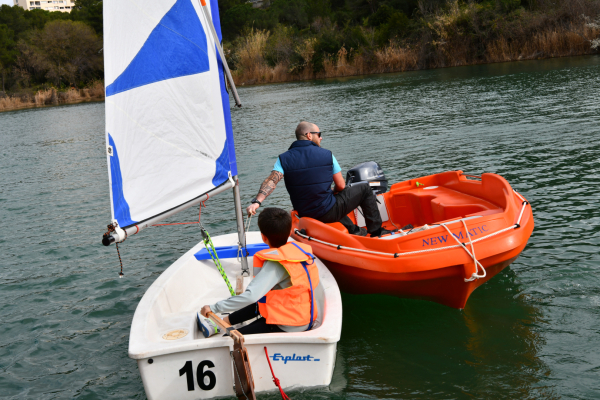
[106,0,209,97]
[212,140,230,186]
[108,134,138,227]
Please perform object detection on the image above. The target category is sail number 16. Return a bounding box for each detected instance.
[179,360,216,391]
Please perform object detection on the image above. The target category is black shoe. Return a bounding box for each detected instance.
[369,228,396,238]
[350,227,367,236]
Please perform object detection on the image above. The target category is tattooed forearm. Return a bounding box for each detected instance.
[257,171,283,200]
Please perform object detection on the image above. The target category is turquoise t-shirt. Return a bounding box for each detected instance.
[273,154,341,175]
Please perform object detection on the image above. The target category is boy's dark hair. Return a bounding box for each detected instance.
[257,207,292,248]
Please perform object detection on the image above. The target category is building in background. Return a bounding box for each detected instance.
[13,0,76,12]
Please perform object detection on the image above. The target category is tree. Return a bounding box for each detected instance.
[70,0,103,35]
[18,20,103,87]
[0,23,18,92]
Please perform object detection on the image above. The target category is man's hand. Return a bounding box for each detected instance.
[333,171,345,192]
[200,305,212,317]
[246,203,260,215]
[246,171,284,216]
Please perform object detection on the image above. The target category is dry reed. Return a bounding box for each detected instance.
[231,18,599,86]
[486,24,599,63]
[373,44,419,73]
[0,82,105,113]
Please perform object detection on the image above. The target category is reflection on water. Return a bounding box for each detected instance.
[1,56,599,399]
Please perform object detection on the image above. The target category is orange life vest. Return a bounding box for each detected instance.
[253,242,320,328]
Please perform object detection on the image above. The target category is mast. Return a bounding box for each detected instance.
[198,0,241,107]
[232,177,249,274]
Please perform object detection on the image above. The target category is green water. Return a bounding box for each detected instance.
[1,55,599,399]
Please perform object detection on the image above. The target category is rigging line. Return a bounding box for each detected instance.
[202,228,236,296]
[104,223,127,277]
[152,197,208,227]
[118,181,230,231]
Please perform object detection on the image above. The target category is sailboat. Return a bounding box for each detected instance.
[101,0,342,398]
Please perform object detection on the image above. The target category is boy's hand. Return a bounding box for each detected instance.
[200,305,212,317]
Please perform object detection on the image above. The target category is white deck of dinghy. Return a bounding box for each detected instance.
[129,232,342,360]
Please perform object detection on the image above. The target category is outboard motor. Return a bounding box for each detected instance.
[346,161,388,195]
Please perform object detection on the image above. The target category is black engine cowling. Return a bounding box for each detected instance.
[345,161,388,195]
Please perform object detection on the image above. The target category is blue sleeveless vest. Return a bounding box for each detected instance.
[279,141,336,219]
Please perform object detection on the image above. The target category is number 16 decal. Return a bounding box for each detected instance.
[179,360,216,391]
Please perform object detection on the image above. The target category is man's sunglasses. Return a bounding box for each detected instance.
[309,131,322,138]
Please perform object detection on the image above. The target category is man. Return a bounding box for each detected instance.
[246,121,392,237]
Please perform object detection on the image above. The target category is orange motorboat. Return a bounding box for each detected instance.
[291,169,534,309]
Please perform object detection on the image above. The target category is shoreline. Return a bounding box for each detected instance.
[1,53,597,114]
[0,84,105,114]
[234,52,599,88]
[231,22,600,87]
[0,97,106,113]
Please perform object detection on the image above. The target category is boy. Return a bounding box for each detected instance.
[198,207,324,335]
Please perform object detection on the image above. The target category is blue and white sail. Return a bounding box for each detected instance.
[103,0,237,229]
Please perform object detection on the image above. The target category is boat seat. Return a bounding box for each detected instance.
[429,189,500,221]
[292,211,349,233]
[389,186,501,226]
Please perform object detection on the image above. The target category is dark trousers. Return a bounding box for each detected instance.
[228,303,284,335]
[317,183,382,234]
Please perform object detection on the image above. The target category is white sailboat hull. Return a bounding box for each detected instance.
[129,232,343,399]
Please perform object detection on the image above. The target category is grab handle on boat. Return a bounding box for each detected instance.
[462,174,482,180]
[207,313,256,400]
[207,312,243,343]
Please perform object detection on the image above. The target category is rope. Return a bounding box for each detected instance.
[230,352,250,400]
[202,228,236,296]
[440,221,486,282]
[152,197,208,227]
[293,201,530,280]
[142,196,238,295]
[103,223,127,277]
[264,347,291,400]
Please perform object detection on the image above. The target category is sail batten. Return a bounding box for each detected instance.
[104,0,237,230]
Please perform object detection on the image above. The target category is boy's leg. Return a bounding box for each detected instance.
[226,303,285,334]
[228,303,260,325]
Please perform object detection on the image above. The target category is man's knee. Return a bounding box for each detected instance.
[359,182,374,198]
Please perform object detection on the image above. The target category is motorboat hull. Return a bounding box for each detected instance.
[291,171,534,309]
[322,254,520,309]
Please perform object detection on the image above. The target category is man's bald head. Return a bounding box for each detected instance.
[295,121,317,140]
